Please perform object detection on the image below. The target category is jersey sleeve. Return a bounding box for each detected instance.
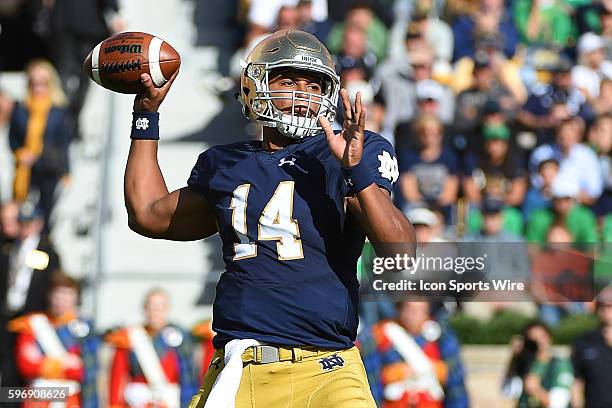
[361,131,399,194]
[187,149,215,195]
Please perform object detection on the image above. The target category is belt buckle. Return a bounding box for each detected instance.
[257,345,280,363]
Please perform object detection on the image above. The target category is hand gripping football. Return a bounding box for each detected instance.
[83,31,180,94]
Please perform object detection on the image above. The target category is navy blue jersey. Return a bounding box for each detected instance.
[187,131,398,349]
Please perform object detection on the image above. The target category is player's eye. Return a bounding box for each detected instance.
[281,79,295,87]
[308,83,322,92]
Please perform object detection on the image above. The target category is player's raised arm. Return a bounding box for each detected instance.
[320,89,416,257]
[124,73,217,241]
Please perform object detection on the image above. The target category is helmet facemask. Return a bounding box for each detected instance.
[241,61,340,139]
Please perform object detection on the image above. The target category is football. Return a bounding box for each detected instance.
[83,31,180,94]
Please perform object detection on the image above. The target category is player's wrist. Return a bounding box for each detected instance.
[131,111,160,140]
[342,159,374,194]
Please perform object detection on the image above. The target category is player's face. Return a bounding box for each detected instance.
[268,70,324,117]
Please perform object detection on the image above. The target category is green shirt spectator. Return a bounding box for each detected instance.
[468,206,524,236]
[326,5,388,61]
[513,0,577,48]
[526,177,599,244]
[519,356,574,407]
[526,205,599,244]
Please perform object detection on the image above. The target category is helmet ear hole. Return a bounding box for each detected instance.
[243,87,251,96]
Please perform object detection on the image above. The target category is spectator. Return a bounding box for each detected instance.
[106,288,197,408]
[523,158,559,222]
[406,206,448,243]
[466,193,525,239]
[48,0,124,140]
[395,114,460,218]
[531,225,592,326]
[0,203,60,397]
[245,0,328,44]
[276,5,300,30]
[518,54,592,146]
[513,0,577,49]
[571,287,612,408]
[374,40,454,136]
[393,74,456,151]
[588,114,612,216]
[0,200,22,393]
[453,32,527,103]
[526,177,599,244]
[452,0,520,62]
[529,117,603,204]
[408,9,454,64]
[361,301,468,407]
[504,321,573,407]
[332,23,378,76]
[463,123,527,211]
[592,78,612,116]
[296,0,332,42]
[454,57,518,157]
[572,32,612,100]
[8,271,99,407]
[1,202,60,317]
[337,62,385,132]
[9,59,72,229]
[575,0,612,37]
[462,198,530,289]
[327,2,388,62]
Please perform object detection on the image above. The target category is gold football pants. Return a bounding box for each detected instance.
[188,345,376,408]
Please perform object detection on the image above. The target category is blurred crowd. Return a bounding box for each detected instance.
[1,0,612,407]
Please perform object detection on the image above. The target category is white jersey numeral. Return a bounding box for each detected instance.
[230,184,257,259]
[230,181,304,260]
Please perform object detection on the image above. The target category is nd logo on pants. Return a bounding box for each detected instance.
[189,345,376,408]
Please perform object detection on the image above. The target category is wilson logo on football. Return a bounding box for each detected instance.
[104,44,143,54]
[135,117,150,130]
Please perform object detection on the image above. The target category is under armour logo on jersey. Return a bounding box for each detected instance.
[279,156,309,173]
[378,151,399,183]
[135,117,150,130]
[319,354,345,371]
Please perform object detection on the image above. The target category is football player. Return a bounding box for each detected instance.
[124,29,415,407]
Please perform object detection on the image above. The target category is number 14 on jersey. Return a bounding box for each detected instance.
[230,181,304,261]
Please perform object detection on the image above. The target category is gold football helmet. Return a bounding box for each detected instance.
[238,30,340,139]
